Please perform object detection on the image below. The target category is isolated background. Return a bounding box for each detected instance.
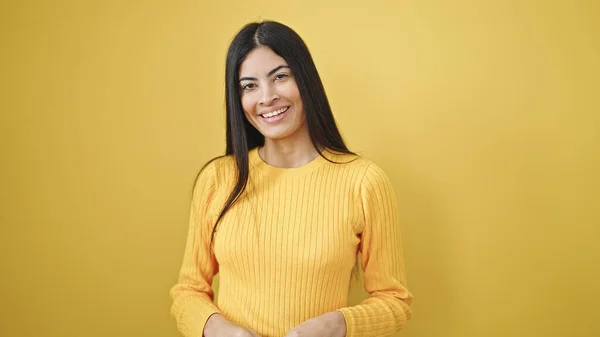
[1,0,598,336]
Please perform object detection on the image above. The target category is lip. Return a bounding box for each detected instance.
[258,105,290,116]
[259,106,290,124]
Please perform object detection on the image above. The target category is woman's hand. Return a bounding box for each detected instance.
[284,311,347,337]
[203,313,261,337]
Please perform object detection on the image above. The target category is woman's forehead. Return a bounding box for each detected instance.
[239,47,288,77]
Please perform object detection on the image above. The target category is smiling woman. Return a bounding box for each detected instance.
[169,21,413,337]
[239,51,306,142]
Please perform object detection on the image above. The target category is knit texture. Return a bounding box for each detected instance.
[170,148,412,337]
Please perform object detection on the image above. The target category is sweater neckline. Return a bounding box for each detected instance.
[249,147,330,178]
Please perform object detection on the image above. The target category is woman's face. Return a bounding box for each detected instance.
[239,46,306,143]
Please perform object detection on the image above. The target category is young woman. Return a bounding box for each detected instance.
[170,21,413,337]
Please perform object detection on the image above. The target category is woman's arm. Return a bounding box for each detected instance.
[336,163,413,337]
[170,162,221,337]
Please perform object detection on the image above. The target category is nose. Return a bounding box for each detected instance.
[259,83,279,105]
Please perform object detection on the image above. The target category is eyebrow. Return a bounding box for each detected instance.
[239,65,291,82]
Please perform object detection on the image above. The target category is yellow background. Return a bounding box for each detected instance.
[1,1,598,336]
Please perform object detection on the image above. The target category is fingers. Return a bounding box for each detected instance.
[246,328,261,337]
[282,327,299,337]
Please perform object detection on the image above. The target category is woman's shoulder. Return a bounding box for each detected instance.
[324,149,381,170]
[194,153,237,185]
[325,149,392,184]
[207,153,237,171]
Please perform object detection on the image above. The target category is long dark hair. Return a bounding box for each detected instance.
[196,21,355,244]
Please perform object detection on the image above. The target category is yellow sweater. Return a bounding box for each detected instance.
[170,148,413,337]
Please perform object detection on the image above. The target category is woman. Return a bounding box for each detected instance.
[170,21,413,337]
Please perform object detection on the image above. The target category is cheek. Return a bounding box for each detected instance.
[241,95,261,129]
[240,94,255,115]
[289,89,304,116]
[285,83,303,107]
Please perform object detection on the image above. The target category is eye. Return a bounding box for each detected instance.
[274,73,289,81]
[241,83,257,91]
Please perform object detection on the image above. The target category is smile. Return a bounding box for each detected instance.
[260,106,289,119]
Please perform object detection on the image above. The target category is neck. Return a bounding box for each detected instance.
[259,126,322,168]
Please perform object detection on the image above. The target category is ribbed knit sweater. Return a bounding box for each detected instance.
[170,147,413,337]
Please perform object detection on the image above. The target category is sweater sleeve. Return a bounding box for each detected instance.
[170,162,221,337]
[337,163,413,337]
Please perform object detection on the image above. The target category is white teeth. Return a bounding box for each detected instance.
[261,107,288,118]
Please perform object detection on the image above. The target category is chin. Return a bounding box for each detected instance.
[257,126,290,140]
[262,133,288,141]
